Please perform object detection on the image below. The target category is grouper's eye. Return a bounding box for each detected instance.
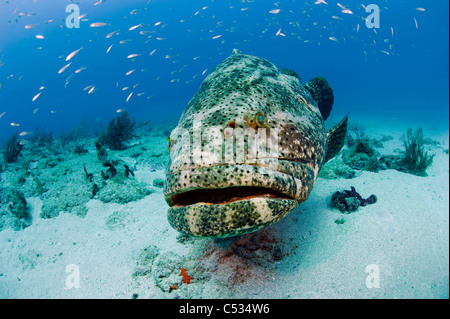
[255,112,267,128]
[243,111,268,129]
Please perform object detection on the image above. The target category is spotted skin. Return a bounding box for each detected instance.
[164,52,331,238]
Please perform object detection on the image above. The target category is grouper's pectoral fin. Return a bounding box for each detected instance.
[325,114,349,163]
[304,76,334,121]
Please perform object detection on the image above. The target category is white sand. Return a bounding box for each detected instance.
[0,115,448,299]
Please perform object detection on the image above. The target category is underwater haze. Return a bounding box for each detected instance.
[0,0,448,140]
[0,0,449,300]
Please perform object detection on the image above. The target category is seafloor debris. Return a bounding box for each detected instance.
[342,133,381,172]
[152,178,164,188]
[98,111,138,151]
[344,125,435,177]
[2,132,23,163]
[331,186,377,213]
[379,127,434,177]
[74,143,88,155]
[319,158,356,180]
[124,164,134,178]
[102,161,117,179]
[83,164,93,182]
[0,187,30,230]
[95,140,108,163]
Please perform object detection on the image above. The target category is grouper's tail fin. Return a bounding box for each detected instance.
[304,76,334,121]
[325,114,348,163]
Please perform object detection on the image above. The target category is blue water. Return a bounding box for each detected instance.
[0,0,448,143]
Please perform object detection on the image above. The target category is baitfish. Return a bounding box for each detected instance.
[164,50,348,238]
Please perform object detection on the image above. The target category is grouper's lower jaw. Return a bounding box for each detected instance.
[167,197,299,238]
[164,162,315,237]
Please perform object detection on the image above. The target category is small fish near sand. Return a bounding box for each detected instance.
[164,50,348,238]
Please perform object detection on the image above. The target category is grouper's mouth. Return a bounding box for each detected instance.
[163,162,315,237]
[164,161,315,207]
[170,186,294,207]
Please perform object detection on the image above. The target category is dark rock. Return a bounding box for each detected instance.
[342,135,381,172]
[102,162,117,179]
[124,164,135,178]
[331,186,377,213]
[153,178,164,188]
[319,159,356,180]
[0,188,30,230]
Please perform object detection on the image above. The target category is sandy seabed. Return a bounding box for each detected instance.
[0,115,448,299]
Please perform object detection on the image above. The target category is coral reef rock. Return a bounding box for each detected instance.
[331,186,377,213]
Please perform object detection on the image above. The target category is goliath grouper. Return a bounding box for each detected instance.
[164,50,348,238]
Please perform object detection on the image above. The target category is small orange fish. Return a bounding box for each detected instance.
[180,268,192,284]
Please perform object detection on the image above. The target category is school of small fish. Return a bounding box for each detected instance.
[0,0,427,128]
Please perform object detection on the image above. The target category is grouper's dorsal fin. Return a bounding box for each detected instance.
[304,76,334,121]
[325,114,349,163]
